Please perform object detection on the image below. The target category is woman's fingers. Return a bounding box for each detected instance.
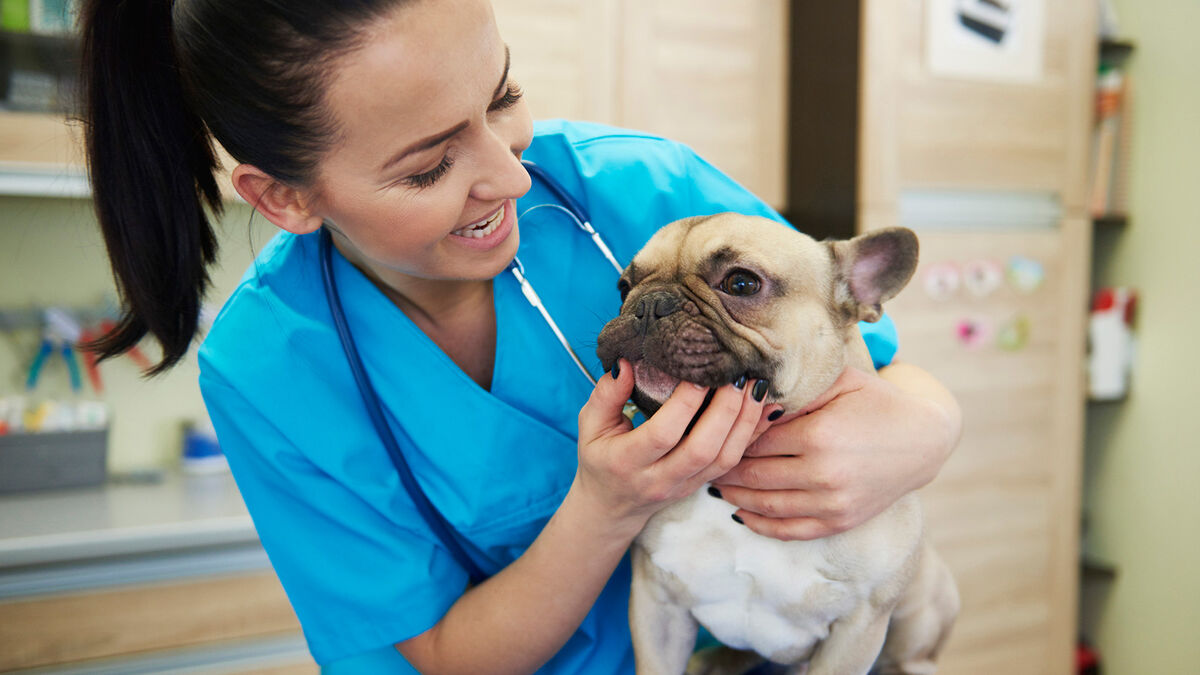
[729,511,845,542]
[578,359,636,442]
[630,380,713,461]
[656,380,766,485]
[714,480,865,541]
[688,384,766,485]
[714,456,818,491]
[714,484,828,520]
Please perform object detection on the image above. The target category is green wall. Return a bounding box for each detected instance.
[0,196,275,470]
[1085,1,1200,672]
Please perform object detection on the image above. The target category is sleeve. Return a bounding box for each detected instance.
[199,374,468,665]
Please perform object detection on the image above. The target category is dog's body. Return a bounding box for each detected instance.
[596,214,958,675]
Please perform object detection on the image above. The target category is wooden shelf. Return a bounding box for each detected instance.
[1099,38,1136,63]
[1092,213,1129,228]
[0,111,85,197]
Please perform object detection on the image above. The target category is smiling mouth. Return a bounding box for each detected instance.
[452,203,506,238]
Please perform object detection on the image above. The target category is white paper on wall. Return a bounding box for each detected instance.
[925,0,1046,84]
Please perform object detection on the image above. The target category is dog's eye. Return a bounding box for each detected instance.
[617,279,632,301]
[720,270,761,297]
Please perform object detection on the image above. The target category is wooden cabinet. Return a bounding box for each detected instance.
[793,1,1095,672]
[493,0,789,208]
[808,2,1096,673]
[0,569,313,672]
[0,3,790,207]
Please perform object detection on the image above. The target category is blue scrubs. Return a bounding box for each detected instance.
[198,120,898,673]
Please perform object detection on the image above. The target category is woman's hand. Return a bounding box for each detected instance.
[712,362,962,541]
[573,359,768,535]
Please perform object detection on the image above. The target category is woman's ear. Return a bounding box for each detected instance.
[231,164,324,235]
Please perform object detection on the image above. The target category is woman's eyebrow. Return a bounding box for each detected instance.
[378,46,511,174]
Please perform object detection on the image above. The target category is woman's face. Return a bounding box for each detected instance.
[308,0,533,291]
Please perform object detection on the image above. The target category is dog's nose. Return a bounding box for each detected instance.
[634,291,680,332]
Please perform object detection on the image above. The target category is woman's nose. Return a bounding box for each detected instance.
[471,119,533,202]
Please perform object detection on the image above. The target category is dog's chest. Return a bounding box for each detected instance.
[638,489,888,662]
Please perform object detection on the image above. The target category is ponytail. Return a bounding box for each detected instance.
[79,0,407,374]
[80,0,222,376]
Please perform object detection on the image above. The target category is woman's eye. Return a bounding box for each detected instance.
[404,155,454,189]
[617,279,631,301]
[720,270,761,297]
[488,83,524,112]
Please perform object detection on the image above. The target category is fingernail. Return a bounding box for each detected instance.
[707,486,722,499]
[731,513,745,525]
[752,379,769,402]
[611,361,620,379]
[733,374,747,390]
[768,409,784,421]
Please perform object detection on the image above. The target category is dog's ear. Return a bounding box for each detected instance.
[828,227,919,323]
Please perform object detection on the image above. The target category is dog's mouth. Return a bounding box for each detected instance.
[596,287,772,416]
[632,360,683,405]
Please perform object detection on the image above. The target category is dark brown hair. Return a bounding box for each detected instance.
[79,0,406,374]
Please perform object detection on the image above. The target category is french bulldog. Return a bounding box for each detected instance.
[595,213,958,675]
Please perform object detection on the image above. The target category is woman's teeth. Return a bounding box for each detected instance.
[453,204,505,238]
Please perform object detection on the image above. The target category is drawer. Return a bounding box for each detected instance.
[0,571,303,671]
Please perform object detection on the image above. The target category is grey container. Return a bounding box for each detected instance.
[0,430,108,494]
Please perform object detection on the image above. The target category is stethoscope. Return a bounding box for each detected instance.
[319,160,622,583]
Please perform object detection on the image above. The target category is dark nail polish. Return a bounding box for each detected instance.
[733,374,747,390]
[768,409,784,421]
[707,486,722,499]
[752,379,769,402]
[731,513,745,525]
[611,362,620,379]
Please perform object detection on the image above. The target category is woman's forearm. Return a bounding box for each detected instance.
[876,360,963,487]
[396,479,644,675]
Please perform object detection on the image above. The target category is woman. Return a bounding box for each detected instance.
[80,0,961,672]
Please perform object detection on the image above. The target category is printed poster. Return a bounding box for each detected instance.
[926,0,1046,83]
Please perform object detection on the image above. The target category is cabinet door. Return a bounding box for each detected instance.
[886,0,1097,208]
[492,0,621,125]
[620,0,788,208]
[883,219,1090,675]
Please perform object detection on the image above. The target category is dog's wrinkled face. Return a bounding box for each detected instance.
[596,213,918,415]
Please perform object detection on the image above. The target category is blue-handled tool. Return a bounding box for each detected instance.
[25,309,84,393]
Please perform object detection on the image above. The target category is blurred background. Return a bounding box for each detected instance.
[0,0,1195,673]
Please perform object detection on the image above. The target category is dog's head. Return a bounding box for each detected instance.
[596,213,918,414]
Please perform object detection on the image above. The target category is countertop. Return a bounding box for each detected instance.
[0,469,256,569]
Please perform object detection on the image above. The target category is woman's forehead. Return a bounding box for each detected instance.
[322,0,504,153]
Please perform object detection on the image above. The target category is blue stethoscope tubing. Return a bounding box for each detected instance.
[321,226,488,585]
[319,160,621,584]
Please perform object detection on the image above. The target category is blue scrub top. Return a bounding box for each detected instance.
[198,120,898,673]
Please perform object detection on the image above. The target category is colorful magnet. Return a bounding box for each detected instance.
[1006,256,1045,294]
[923,262,961,301]
[996,314,1032,352]
[962,259,1004,298]
[955,317,994,350]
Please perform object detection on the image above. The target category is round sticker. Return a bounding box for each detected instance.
[1006,256,1045,294]
[955,317,994,350]
[923,263,961,301]
[963,259,1004,298]
[997,314,1032,352]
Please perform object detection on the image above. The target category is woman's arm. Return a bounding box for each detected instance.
[397,363,768,675]
[712,361,962,541]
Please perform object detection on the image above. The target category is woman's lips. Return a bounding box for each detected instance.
[449,199,515,250]
[452,203,505,238]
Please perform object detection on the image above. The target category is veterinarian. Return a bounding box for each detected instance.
[80,0,962,672]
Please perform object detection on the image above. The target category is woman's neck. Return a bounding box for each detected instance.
[333,238,499,389]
